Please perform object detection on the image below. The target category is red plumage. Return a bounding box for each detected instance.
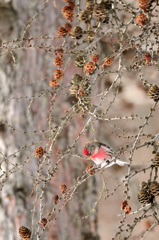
[83,148,89,156]
[91,146,110,161]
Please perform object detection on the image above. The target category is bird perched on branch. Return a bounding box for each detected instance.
[83,141,128,168]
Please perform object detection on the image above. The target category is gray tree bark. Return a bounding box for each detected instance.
[0,1,99,240]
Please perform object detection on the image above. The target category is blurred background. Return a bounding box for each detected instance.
[0,0,159,239]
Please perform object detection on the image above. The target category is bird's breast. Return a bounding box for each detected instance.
[91,156,103,165]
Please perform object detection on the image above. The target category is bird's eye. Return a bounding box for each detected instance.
[83,148,90,156]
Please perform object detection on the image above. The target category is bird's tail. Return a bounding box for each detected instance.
[101,158,128,168]
[116,159,129,166]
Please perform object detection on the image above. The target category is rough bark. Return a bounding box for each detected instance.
[0,1,99,240]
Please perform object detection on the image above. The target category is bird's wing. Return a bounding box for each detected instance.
[100,144,114,157]
[92,145,113,160]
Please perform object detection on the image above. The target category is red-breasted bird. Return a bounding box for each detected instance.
[83,141,128,168]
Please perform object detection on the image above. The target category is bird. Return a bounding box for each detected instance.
[83,141,128,168]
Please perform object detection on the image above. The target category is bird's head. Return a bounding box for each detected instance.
[83,141,100,158]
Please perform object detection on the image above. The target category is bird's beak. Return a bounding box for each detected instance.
[89,155,92,160]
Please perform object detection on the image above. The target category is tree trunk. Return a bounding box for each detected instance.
[0,1,99,240]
